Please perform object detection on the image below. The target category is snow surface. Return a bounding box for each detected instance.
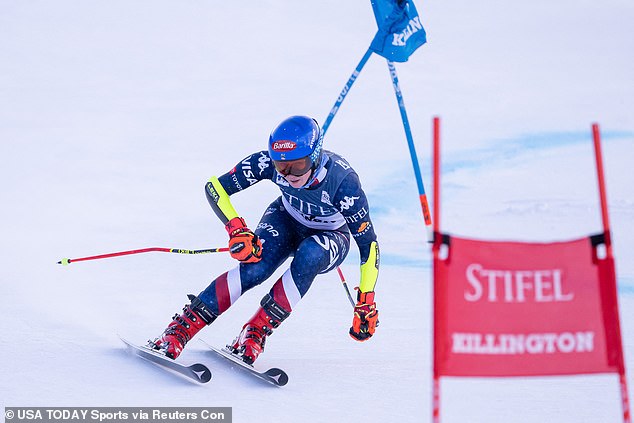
[1,1,633,422]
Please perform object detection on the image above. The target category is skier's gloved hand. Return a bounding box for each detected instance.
[349,289,379,342]
[225,217,263,263]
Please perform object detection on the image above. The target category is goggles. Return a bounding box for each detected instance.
[273,156,313,176]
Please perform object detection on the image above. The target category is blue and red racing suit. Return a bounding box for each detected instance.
[198,150,379,316]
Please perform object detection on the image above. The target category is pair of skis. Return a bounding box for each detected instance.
[120,337,288,386]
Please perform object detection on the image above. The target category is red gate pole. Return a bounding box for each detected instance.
[592,123,613,257]
[433,117,441,239]
[592,123,631,423]
[432,116,442,423]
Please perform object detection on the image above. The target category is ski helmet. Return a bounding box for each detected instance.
[268,116,323,177]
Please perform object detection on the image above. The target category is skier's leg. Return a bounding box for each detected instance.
[228,292,291,364]
[198,198,297,315]
[150,199,296,359]
[233,230,350,364]
[285,230,351,298]
[149,294,218,359]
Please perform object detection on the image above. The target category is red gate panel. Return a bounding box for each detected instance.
[433,234,623,377]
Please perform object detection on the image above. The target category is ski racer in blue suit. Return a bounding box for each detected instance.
[151,116,380,364]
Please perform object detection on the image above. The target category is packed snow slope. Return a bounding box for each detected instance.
[1,1,633,422]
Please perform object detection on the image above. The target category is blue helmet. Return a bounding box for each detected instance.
[268,116,323,176]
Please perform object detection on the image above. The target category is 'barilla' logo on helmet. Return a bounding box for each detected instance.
[272,140,296,152]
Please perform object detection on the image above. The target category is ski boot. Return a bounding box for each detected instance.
[150,294,217,359]
[228,294,290,365]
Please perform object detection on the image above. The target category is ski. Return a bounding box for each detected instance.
[120,337,212,384]
[200,340,288,387]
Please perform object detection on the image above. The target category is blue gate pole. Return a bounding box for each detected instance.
[387,60,433,242]
[322,49,374,136]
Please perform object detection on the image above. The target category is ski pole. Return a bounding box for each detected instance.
[57,246,229,265]
[336,267,356,308]
[59,245,356,307]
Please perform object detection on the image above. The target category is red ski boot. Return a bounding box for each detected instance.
[229,294,290,365]
[151,294,217,359]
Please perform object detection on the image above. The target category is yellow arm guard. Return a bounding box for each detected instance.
[205,176,239,224]
[359,241,380,293]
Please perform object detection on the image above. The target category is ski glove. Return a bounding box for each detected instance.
[349,289,379,342]
[225,217,262,263]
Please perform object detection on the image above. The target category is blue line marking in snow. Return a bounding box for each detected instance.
[364,129,634,271]
[368,128,633,213]
[442,129,633,174]
[380,254,430,268]
[618,276,634,296]
[618,285,634,296]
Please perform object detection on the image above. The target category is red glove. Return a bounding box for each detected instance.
[225,217,262,263]
[349,289,379,342]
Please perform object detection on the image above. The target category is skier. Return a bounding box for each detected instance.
[150,115,380,364]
